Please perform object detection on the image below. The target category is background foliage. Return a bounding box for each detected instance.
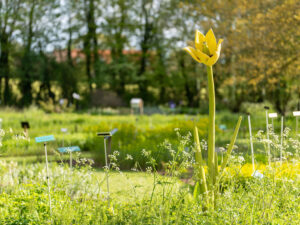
[0,0,299,113]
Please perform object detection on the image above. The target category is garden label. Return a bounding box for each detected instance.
[61,128,68,133]
[268,113,278,118]
[58,146,80,153]
[35,135,55,143]
[21,121,30,129]
[293,111,300,117]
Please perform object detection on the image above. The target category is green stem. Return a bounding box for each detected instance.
[206,65,215,190]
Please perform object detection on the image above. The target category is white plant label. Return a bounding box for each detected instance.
[61,128,68,133]
[268,113,278,118]
[293,111,300,117]
[72,92,81,100]
[130,98,143,108]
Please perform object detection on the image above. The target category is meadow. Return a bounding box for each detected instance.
[0,107,299,224]
[0,106,298,166]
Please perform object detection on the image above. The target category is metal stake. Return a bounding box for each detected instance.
[44,143,52,214]
[265,107,271,166]
[248,115,255,173]
[104,138,110,206]
[149,118,153,129]
[70,151,72,168]
[280,116,284,165]
[97,128,118,207]
[296,116,298,135]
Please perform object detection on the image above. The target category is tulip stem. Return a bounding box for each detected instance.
[206,65,216,192]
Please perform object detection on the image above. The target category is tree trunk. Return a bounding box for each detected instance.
[179,56,193,107]
[84,37,92,92]
[157,47,166,104]
[19,2,35,106]
[138,0,153,102]
[84,0,98,93]
[0,33,11,105]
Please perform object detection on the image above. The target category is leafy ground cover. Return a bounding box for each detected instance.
[0,159,299,224]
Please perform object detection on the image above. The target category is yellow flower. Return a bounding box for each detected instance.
[184,29,223,66]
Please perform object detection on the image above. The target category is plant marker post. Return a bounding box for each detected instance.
[21,122,30,139]
[264,106,271,166]
[72,92,81,110]
[70,150,72,167]
[280,116,284,165]
[297,116,298,134]
[35,135,55,215]
[293,111,300,135]
[269,112,278,162]
[247,114,255,173]
[61,128,68,147]
[130,98,143,115]
[58,146,80,169]
[269,113,278,131]
[97,128,118,207]
[149,117,153,129]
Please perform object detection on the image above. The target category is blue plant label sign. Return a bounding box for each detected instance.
[58,146,80,153]
[35,135,55,143]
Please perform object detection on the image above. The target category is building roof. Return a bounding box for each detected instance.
[52,49,141,63]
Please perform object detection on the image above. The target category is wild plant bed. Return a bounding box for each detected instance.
[0,108,299,224]
[0,158,299,224]
[0,108,298,170]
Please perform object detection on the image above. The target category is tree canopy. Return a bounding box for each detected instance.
[0,0,299,113]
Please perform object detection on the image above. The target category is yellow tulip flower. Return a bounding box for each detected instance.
[184,29,223,66]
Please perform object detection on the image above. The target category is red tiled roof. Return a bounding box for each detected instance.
[52,49,140,63]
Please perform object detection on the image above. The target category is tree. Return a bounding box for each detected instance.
[18,0,59,106]
[101,0,136,97]
[82,0,101,93]
[59,0,81,103]
[0,0,21,105]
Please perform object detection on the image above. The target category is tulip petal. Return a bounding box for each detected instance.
[196,50,210,62]
[206,29,217,54]
[206,55,218,66]
[195,30,205,51]
[216,39,223,48]
[207,41,222,66]
[215,40,222,56]
[183,47,202,63]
